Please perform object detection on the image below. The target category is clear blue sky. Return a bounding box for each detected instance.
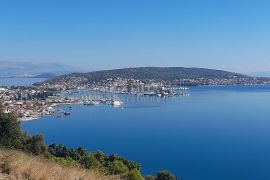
[0,0,270,73]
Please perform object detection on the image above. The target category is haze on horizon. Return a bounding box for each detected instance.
[0,0,270,74]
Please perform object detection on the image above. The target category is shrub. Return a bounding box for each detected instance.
[79,155,103,170]
[0,112,24,149]
[126,169,143,180]
[145,175,156,180]
[109,160,129,174]
[156,170,176,180]
[24,134,47,155]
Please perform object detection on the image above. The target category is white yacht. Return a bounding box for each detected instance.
[113,100,123,106]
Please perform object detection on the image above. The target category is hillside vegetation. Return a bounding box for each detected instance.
[43,67,247,84]
[0,148,114,180]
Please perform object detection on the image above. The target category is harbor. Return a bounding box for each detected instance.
[0,87,125,122]
[0,78,189,122]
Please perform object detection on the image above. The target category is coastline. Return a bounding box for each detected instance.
[18,116,40,122]
[18,99,123,122]
[18,102,79,122]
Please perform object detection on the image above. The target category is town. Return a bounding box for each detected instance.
[40,74,270,91]
[2,74,269,121]
[39,77,190,96]
[0,86,127,121]
[0,77,189,121]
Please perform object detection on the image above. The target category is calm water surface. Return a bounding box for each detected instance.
[21,85,270,180]
[0,77,46,86]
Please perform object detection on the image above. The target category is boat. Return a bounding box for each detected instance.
[178,86,189,90]
[63,112,71,116]
[83,101,95,106]
[112,100,124,106]
[83,100,100,105]
[92,100,100,105]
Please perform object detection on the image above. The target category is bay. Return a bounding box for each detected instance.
[21,85,270,180]
[0,77,47,87]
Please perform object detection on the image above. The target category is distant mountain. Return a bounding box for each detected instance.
[247,71,270,78]
[31,73,57,78]
[40,67,268,86]
[0,61,80,77]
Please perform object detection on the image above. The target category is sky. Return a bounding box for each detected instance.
[0,0,270,73]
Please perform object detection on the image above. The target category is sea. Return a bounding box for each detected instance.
[2,78,270,180]
[0,77,47,87]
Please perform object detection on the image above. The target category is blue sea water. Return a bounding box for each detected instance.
[21,85,270,180]
[0,77,47,86]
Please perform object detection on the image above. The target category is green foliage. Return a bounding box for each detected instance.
[46,67,246,85]
[93,150,106,164]
[47,144,141,176]
[24,134,47,155]
[125,169,143,180]
[156,170,176,180]
[107,154,141,171]
[108,160,129,174]
[0,109,47,155]
[79,154,103,170]
[0,111,23,149]
[144,171,177,180]
[144,175,156,180]
[48,155,78,167]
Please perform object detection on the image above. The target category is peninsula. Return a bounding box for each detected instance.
[1,67,270,121]
[38,67,270,90]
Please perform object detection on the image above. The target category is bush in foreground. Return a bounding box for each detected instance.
[0,148,113,180]
[156,170,176,180]
[47,144,141,176]
[145,171,176,180]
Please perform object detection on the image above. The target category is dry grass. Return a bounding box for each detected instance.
[0,149,120,180]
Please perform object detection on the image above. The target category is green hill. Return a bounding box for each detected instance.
[42,67,248,85]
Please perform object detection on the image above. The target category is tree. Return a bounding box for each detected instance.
[24,134,47,155]
[109,160,129,174]
[0,111,24,149]
[156,170,176,180]
[107,154,141,171]
[145,175,156,180]
[0,107,47,155]
[126,169,143,180]
[93,150,106,164]
[79,155,102,170]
